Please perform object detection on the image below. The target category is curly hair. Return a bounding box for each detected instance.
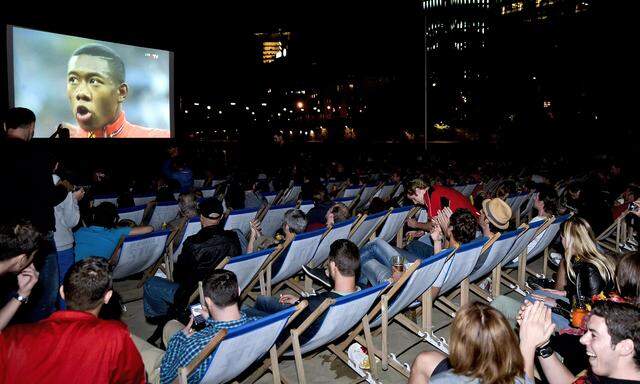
[450,208,478,244]
[0,221,42,262]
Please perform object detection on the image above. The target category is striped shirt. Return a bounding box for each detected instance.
[160,312,257,384]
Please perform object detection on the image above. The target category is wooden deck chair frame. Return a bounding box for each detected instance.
[175,301,309,384]
[242,240,293,301]
[347,209,393,248]
[138,217,188,287]
[245,284,389,384]
[597,211,631,255]
[356,183,384,211]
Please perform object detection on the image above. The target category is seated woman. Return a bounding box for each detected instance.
[409,302,532,384]
[74,202,153,261]
[492,216,616,330]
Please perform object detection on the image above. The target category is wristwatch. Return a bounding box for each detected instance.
[535,341,554,358]
[12,293,29,304]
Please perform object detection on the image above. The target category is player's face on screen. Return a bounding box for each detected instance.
[67,55,127,132]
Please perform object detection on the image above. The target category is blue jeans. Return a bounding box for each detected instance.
[243,295,292,318]
[23,234,59,322]
[56,248,75,309]
[492,290,571,330]
[359,239,433,286]
[143,276,179,318]
[233,229,248,254]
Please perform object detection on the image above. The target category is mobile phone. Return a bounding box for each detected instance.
[629,202,639,212]
[440,196,450,208]
[189,304,206,331]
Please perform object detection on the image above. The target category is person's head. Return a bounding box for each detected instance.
[167,145,179,158]
[534,184,558,217]
[67,44,127,133]
[283,209,307,235]
[90,202,119,229]
[562,216,615,285]
[3,107,36,141]
[567,182,583,200]
[0,222,42,275]
[178,192,198,218]
[406,179,428,205]
[481,198,512,231]
[580,301,640,377]
[60,257,113,313]
[202,270,240,315]
[449,302,524,384]
[448,209,478,245]
[390,170,402,183]
[616,252,640,303]
[623,186,640,204]
[327,239,360,280]
[326,203,349,226]
[198,198,223,228]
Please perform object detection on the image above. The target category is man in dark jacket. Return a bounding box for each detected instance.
[143,198,241,325]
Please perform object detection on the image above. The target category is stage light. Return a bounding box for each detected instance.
[326,105,331,110]
[261,102,267,106]
[193,102,199,106]
[219,111,222,114]
[251,111,255,115]
[185,110,189,114]
[296,101,304,109]
[207,105,211,110]
[245,106,250,111]
[230,102,236,106]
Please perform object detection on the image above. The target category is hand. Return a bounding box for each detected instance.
[406,218,420,229]
[530,294,557,307]
[519,301,555,352]
[182,316,195,337]
[250,220,262,239]
[430,222,443,242]
[279,294,299,305]
[200,304,210,320]
[17,263,39,297]
[326,213,335,227]
[59,180,74,192]
[405,230,424,241]
[539,288,566,296]
[72,188,85,201]
[517,300,534,326]
[478,211,490,230]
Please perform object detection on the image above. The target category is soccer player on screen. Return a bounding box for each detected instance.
[61,44,169,138]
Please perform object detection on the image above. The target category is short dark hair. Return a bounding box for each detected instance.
[591,301,640,369]
[63,257,113,311]
[203,270,239,308]
[616,252,640,303]
[4,107,35,130]
[536,184,558,216]
[71,44,125,84]
[0,221,42,262]
[90,202,118,229]
[406,179,428,197]
[328,239,360,277]
[450,208,477,244]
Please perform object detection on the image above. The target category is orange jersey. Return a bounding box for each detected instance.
[68,112,170,138]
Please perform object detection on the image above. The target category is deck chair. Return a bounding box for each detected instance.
[339,185,363,199]
[334,195,356,207]
[339,249,454,378]
[497,219,548,296]
[461,183,477,198]
[193,178,205,188]
[348,209,391,248]
[260,202,298,238]
[247,282,389,384]
[176,303,308,384]
[519,192,537,223]
[244,190,265,209]
[356,184,383,210]
[597,211,631,255]
[200,186,216,198]
[505,192,530,227]
[263,191,279,205]
[308,218,358,268]
[224,247,281,296]
[279,185,302,206]
[172,216,202,262]
[117,205,146,225]
[375,206,419,247]
[266,228,326,296]
[374,183,399,201]
[522,213,572,279]
[452,184,465,193]
[133,194,156,206]
[109,230,170,280]
[222,206,260,239]
[392,184,405,199]
[149,201,180,231]
[298,200,314,214]
[92,194,119,207]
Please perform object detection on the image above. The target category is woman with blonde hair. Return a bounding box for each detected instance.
[409,302,532,384]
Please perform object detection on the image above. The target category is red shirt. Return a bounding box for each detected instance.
[68,111,170,138]
[0,310,145,384]
[424,185,479,217]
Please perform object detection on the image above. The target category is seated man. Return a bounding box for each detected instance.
[519,300,640,383]
[74,202,153,261]
[0,257,145,383]
[306,202,350,232]
[143,198,242,322]
[248,239,360,344]
[247,208,307,253]
[159,270,258,384]
[0,221,42,331]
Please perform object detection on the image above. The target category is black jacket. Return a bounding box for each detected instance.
[0,138,57,233]
[172,225,242,312]
[558,262,614,313]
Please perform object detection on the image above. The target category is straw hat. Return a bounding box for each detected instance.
[482,198,512,230]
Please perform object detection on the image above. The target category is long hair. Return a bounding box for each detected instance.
[562,217,615,285]
[449,302,525,384]
[616,252,640,304]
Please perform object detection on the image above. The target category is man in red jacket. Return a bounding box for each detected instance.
[0,257,145,384]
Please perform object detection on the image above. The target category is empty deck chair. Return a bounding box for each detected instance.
[149,201,180,231]
[522,213,571,279]
[338,185,363,199]
[193,179,205,188]
[279,184,302,206]
[222,207,260,239]
[597,211,632,255]
[375,205,419,246]
[356,184,382,210]
[348,209,391,248]
[461,183,477,198]
[133,193,156,206]
[117,205,146,225]
[176,303,308,384]
[374,183,399,201]
[109,230,170,280]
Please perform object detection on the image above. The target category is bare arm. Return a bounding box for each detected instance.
[538,353,576,384]
[0,300,22,332]
[130,225,154,236]
[0,264,39,332]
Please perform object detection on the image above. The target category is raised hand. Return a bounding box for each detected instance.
[17,263,39,297]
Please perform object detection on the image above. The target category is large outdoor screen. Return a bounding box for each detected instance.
[7,26,174,138]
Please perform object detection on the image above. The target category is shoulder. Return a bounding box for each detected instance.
[124,123,170,138]
[430,370,478,384]
[112,226,133,237]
